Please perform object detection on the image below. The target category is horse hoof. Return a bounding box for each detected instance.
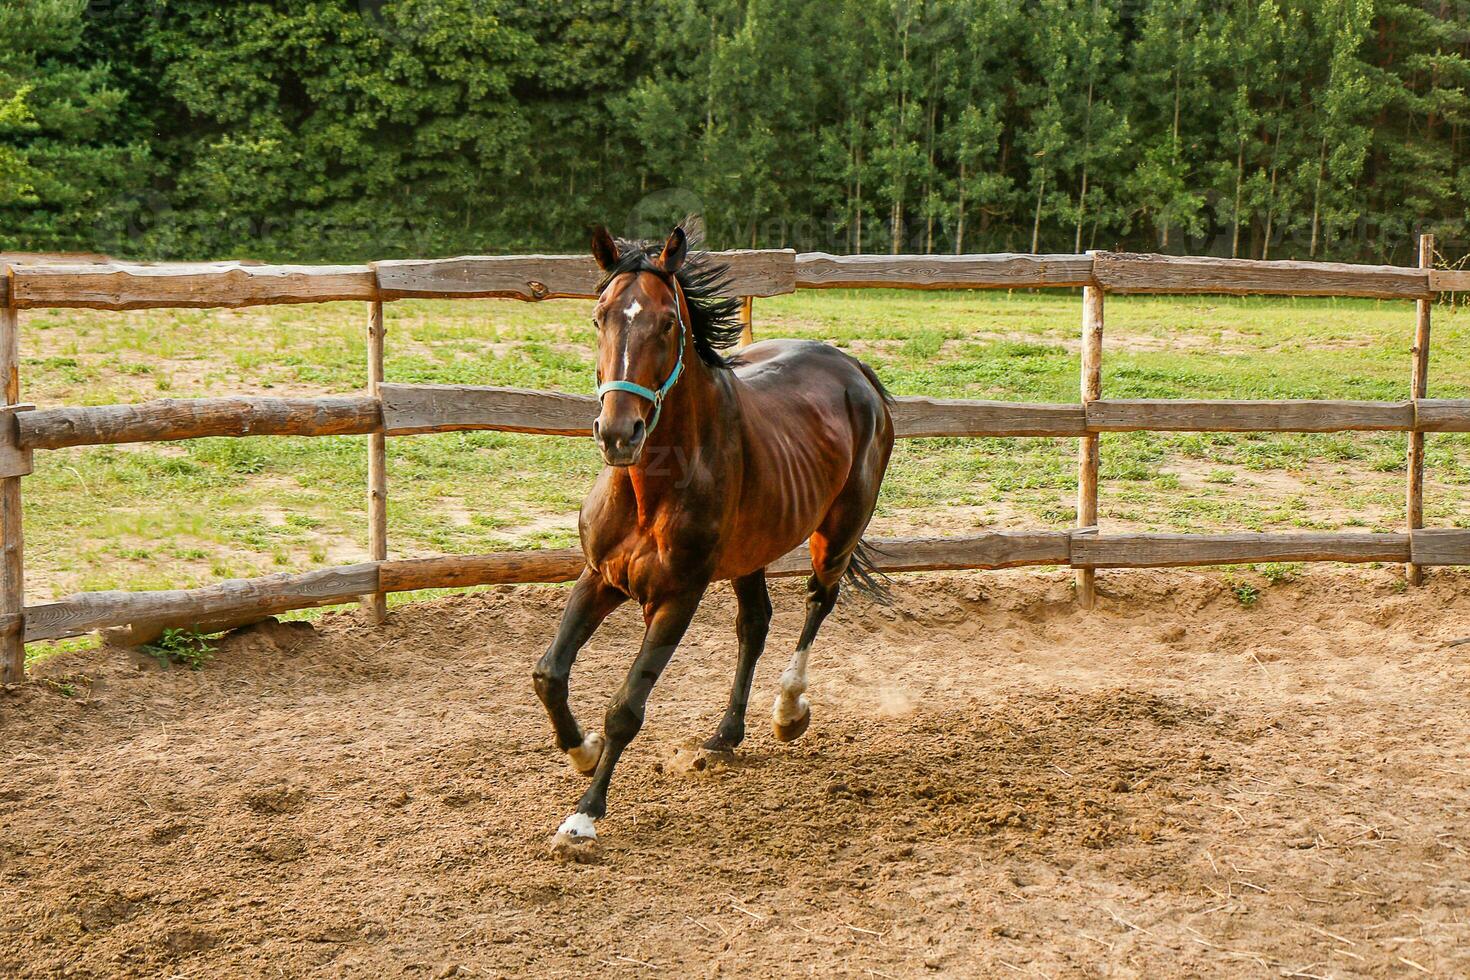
[550,831,602,863]
[550,813,601,863]
[567,732,604,776]
[700,733,741,754]
[772,704,811,743]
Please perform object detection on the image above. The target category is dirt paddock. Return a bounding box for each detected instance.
[3,568,1469,978]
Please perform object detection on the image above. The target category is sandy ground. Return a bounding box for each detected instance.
[3,568,1469,978]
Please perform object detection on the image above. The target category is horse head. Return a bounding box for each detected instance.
[589,225,689,466]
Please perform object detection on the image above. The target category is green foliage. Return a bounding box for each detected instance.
[1230,580,1261,607]
[1,1,1468,261]
[1259,562,1300,585]
[145,628,217,671]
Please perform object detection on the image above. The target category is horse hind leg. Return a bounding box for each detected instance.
[772,450,887,743]
[771,567,840,742]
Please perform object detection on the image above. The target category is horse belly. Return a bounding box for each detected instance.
[714,424,851,579]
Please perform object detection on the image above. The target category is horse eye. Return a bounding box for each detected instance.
[591,317,600,331]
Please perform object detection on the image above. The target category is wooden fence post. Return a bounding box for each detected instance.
[1,266,25,683]
[364,300,388,622]
[740,296,754,346]
[1076,278,1104,609]
[1407,233,1434,585]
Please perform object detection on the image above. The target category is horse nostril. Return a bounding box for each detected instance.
[629,419,646,446]
[593,419,601,441]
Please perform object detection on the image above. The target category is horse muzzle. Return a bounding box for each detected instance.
[593,416,646,467]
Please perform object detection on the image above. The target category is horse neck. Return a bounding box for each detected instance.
[625,339,728,498]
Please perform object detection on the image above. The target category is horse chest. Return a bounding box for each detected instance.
[580,489,720,598]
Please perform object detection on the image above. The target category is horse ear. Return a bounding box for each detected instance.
[656,226,687,275]
[591,226,619,271]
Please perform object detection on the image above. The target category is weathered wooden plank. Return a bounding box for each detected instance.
[11,262,378,310]
[1411,529,1470,565]
[1416,400,1470,432]
[380,384,597,437]
[766,532,1072,575]
[376,249,795,301]
[1088,399,1414,432]
[381,532,1074,593]
[28,531,1077,642]
[28,522,1442,644]
[21,387,1455,453]
[1092,252,1430,300]
[380,549,588,592]
[24,563,380,642]
[18,395,382,449]
[381,384,1086,440]
[795,252,1094,290]
[893,398,1086,438]
[1071,532,1409,568]
[1429,269,1470,293]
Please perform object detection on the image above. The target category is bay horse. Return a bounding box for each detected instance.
[534,225,894,858]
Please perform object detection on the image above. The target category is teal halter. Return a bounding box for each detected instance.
[595,279,686,434]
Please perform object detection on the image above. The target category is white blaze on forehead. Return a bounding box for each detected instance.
[620,301,641,378]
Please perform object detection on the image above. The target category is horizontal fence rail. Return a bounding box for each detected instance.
[14,387,1470,450]
[375,249,796,301]
[1090,252,1433,300]
[5,243,1470,676]
[8,250,796,311]
[14,247,1470,313]
[25,528,1464,644]
[793,252,1095,290]
[18,395,382,449]
[10,262,379,310]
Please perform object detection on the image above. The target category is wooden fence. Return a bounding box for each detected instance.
[3,244,1468,682]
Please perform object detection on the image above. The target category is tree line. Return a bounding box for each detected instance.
[2,0,1467,263]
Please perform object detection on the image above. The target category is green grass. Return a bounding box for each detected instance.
[19,289,1470,660]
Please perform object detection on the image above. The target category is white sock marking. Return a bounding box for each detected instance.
[773,646,811,724]
[567,732,604,772]
[557,812,597,839]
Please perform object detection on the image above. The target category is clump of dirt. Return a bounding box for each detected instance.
[3,567,1470,977]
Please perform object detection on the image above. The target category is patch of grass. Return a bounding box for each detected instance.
[44,674,90,698]
[144,628,218,671]
[1258,563,1300,585]
[1230,580,1262,608]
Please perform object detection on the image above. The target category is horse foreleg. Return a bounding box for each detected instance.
[552,586,706,855]
[533,569,627,775]
[772,572,840,742]
[703,570,772,752]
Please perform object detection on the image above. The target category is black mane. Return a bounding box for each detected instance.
[597,237,743,368]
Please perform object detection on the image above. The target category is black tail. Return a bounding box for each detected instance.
[855,359,896,407]
[842,539,894,606]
